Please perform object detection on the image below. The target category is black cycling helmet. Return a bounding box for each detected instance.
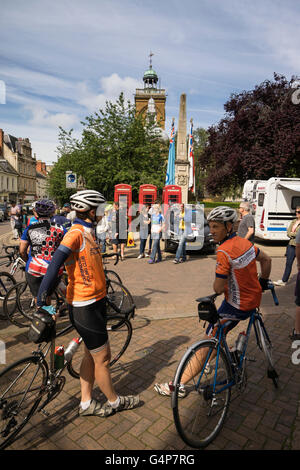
[35,199,56,217]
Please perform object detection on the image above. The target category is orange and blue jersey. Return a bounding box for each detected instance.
[215,233,262,311]
[59,219,106,306]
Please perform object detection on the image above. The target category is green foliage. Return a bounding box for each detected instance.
[49,93,169,204]
[201,73,300,196]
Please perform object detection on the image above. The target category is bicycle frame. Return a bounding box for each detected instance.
[200,309,264,396]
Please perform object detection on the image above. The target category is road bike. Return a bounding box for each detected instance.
[0,298,135,450]
[171,283,279,449]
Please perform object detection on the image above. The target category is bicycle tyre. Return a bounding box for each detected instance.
[255,318,279,388]
[105,269,122,285]
[2,282,29,327]
[17,283,60,322]
[106,280,134,324]
[0,272,17,319]
[172,339,232,449]
[0,355,48,450]
[67,315,133,379]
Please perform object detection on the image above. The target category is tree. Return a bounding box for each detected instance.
[201,73,300,196]
[49,93,169,203]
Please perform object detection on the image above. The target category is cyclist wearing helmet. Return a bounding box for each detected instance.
[19,199,67,300]
[37,190,140,418]
[154,206,272,397]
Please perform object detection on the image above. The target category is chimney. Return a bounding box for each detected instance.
[0,129,3,157]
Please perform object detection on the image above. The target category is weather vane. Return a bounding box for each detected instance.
[149,51,154,68]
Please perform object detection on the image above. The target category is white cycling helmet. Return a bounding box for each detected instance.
[70,190,106,212]
[207,206,238,223]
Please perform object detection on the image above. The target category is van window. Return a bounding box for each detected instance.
[292,197,300,210]
[258,193,265,206]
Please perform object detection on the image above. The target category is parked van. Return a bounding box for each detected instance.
[242,178,300,241]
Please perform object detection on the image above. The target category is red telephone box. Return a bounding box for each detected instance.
[139,184,157,210]
[114,184,132,228]
[162,185,182,214]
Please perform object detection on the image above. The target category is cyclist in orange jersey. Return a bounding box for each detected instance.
[155,206,271,397]
[37,190,139,417]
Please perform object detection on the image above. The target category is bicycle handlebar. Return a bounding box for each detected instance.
[102,252,119,265]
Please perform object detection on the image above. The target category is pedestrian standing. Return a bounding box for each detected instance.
[148,204,164,264]
[9,201,21,239]
[238,202,255,243]
[137,204,151,259]
[96,209,109,254]
[274,206,300,286]
[289,227,300,340]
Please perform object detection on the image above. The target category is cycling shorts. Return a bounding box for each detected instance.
[25,272,61,298]
[206,299,255,337]
[68,297,108,353]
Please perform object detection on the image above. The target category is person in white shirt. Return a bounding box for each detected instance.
[96,209,109,253]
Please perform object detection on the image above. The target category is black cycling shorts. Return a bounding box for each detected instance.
[25,271,60,298]
[68,297,108,353]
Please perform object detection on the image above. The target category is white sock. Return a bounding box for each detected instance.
[80,400,91,410]
[108,396,120,408]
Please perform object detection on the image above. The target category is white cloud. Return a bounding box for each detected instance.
[78,73,142,112]
[25,105,78,129]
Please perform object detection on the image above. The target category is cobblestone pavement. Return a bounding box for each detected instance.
[1,233,300,451]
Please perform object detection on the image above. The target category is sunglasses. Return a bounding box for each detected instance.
[296,211,300,214]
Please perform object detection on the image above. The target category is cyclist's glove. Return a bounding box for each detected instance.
[259,277,269,291]
[39,305,56,316]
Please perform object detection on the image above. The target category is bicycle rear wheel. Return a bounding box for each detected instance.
[0,271,16,304]
[172,340,232,449]
[2,282,29,327]
[17,283,60,322]
[0,356,48,450]
[106,280,134,320]
[255,317,279,388]
[105,269,122,285]
[67,315,132,379]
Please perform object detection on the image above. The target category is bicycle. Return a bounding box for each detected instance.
[2,276,68,328]
[171,282,279,449]
[0,297,135,450]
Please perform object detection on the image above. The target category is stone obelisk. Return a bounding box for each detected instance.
[175,93,189,204]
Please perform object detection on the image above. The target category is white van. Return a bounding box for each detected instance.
[243,178,300,241]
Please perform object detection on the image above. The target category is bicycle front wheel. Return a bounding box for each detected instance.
[106,280,134,323]
[255,317,279,388]
[172,340,232,449]
[67,315,132,379]
[0,356,48,450]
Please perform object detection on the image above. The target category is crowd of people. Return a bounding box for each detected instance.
[5,192,300,418]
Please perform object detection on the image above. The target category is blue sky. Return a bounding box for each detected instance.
[0,0,299,163]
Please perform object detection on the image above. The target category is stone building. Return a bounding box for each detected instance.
[1,130,36,204]
[135,54,167,130]
[0,159,18,203]
[36,160,50,199]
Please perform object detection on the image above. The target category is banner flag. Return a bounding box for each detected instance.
[165,119,175,186]
[188,119,195,194]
